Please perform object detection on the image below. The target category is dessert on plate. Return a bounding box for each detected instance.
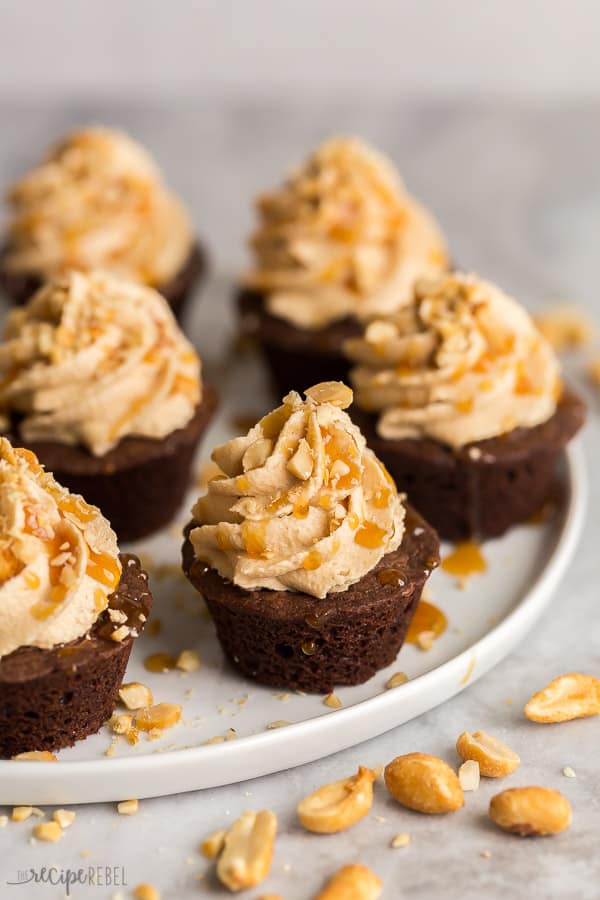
[0,270,217,541]
[344,272,586,540]
[182,381,439,692]
[238,137,448,396]
[0,127,205,319]
[0,438,151,757]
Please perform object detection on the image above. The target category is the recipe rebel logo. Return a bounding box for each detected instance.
[6,864,127,895]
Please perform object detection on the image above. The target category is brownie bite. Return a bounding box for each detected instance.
[238,137,449,397]
[0,439,152,757]
[345,272,586,541]
[182,381,439,692]
[0,271,216,541]
[0,127,205,320]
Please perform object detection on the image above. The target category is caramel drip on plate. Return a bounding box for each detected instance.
[441,542,487,580]
[406,600,448,644]
[144,652,176,673]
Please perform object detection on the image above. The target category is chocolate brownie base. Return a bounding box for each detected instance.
[5,385,218,543]
[353,389,586,542]
[0,554,152,757]
[238,288,362,397]
[0,241,206,323]
[182,506,439,692]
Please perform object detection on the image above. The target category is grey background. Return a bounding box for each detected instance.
[0,0,599,100]
[0,5,599,899]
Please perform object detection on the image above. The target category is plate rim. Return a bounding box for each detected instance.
[0,442,587,804]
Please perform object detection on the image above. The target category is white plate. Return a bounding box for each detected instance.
[0,433,585,806]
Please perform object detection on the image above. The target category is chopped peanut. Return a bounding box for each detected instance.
[385,672,408,689]
[12,806,34,822]
[297,766,375,834]
[391,832,411,849]
[119,682,154,710]
[287,438,314,480]
[53,809,76,829]
[323,693,342,709]
[458,760,480,792]
[33,821,62,842]
[216,810,277,892]
[524,673,600,723]
[384,753,464,814]
[110,713,134,735]
[489,787,572,836]
[176,649,201,672]
[117,799,139,816]
[305,382,353,409]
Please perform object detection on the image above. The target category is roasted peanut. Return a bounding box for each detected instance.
[489,787,572,836]
[456,730,520,777]
[313,864,382,900]
[305,382,353,409]
[216,810,277,892]
[524,673,600,723]
[135,703,182,732]
[200,828,227,859]
[384,752,464,814]
[11,750,57,761]
[242,438,273,472]
[297,766,375,834]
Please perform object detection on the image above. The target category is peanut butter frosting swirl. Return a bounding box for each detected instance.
[0,271,201,456]
[345,272,561,448]
[190,382,405,599]
[4,127,193,286]
[0,439,121,658]
[242,137,448,329]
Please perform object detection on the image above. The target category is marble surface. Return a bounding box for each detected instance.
[0,99,599,900]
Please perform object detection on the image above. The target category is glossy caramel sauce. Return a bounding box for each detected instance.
[302,549,322,571]
[441,541,487,582]
[376,568,406,588]
[305,606,336,629]
[301,639,318,656]
[354,521,386,549]
[241,521,267,558]
[144,652,176,673]
[406,600,448,644]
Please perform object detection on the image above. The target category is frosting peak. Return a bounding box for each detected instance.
[0,439,121,658]
[4,127,192,286]
[0,271,201,456]
[345,272,561,448]
[190,382,404,599]
[242,137,448,329]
